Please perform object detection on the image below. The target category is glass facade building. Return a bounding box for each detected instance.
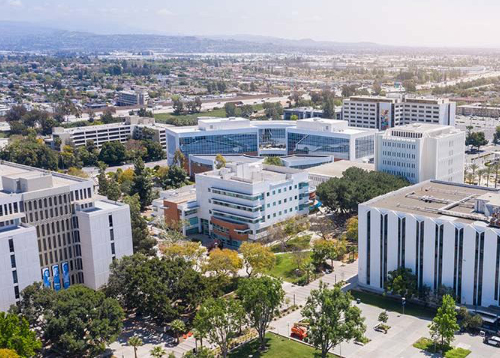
[179,133,258,158]
[259,128,287,150]
[355,136,375,159]
[287,132,351,160]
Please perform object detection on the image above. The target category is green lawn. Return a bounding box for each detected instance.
[154,108,227,126]
[349,290,435,319]
[229,333,336,358]
[413,337,471,358]
[266,252,312,284]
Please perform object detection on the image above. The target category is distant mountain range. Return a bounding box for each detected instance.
[0,21,389,54]
[0,21,496,55]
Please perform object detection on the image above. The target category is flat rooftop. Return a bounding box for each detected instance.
[364,180,499,224]
[306,160,374,178]
[0,161,90,195]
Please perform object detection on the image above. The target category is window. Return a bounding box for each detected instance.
[108,215,113,227]
[8,239,14,253]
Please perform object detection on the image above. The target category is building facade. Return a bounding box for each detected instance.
[358,180,500,309]
[343,95,456,130]
[375,124,465,184]
[165,117,377,167]
[117,90,149,107]
[0,161,133,311]
[195,163,315,249]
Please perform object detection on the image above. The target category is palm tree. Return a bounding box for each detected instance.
[150,346,167,358]
[128,336,144,358]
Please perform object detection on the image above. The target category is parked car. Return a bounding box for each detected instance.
[484,335,500,347]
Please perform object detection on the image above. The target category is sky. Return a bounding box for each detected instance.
[1,0,500,47]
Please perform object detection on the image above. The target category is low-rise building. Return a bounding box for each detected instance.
[117,90,149,107]
[306,160,375,186]
[375,124,465,184]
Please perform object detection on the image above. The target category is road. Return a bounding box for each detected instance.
[416,70,500,90]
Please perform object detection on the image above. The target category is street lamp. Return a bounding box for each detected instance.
[402,297,406,315]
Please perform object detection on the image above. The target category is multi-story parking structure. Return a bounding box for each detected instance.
[0,161,133,311]
[48,117,168,152]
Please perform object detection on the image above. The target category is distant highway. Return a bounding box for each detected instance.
[416,70,500,90]
[64,95,289,123]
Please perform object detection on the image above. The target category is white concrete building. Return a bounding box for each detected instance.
[0,161,133,310]
[358,180,500,309]
[343,95,456,130]
[194,163,315,249]
[306,160,375,187]
[375,124,465,184]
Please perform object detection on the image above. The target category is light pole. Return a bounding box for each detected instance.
[402,297,406,315]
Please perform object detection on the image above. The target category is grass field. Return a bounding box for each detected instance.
[154,107,227,125]
[266,252,312,284]
[229,332,336,358]
[413,337,471,358]
[349,290,436,319]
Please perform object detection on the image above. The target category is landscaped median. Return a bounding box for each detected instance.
[229,332,337,357]
[413,337,471,358]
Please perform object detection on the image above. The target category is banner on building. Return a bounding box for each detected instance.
[62,262,70,289]
[42,267,51,288]
[52,264,61,291]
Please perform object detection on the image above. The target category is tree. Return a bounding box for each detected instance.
[465,131,488,151]
[144,140,166,162]
[302,282,366,358]
[0,135,59,170]
[316,168,409,214]
[170,319,186,344]
[173,98,184,115]
[98,141,127,166]
[240,242,276,277]
[163,165,189,189]
[122,194,156,255]
[107,177,122,201]
[150,346,166,358]
[97,163,109,196]
[183,347,214,358]
[428,294,459,349]
[311,239,336,269]
[173,149,187,168]
[385,267,418,298]
[345,216,358,242]
[44,285,124,357]
[263,156,283,166]
[160,241,206,270]
[0,312,41,357]
[240,104,254,118]
[493,126,500,145]
[106,255,206,324]
[128,336,143,358]
[237,277,284,350]
[378,311,389,324]
[214,154,226,169]
[322,97,336,119]
[224,102,237,117]
[131,157,153,210]
[203,248,243,278]
[194,297,245,358]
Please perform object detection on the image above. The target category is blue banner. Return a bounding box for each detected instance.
[42,268,51,288]
[62,262,70,289]
[52,265,61,291]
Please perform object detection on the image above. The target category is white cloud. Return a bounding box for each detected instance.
[157,8,173,16]
[7,0,23,7]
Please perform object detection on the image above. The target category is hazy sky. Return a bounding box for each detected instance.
[1,0,500,47]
